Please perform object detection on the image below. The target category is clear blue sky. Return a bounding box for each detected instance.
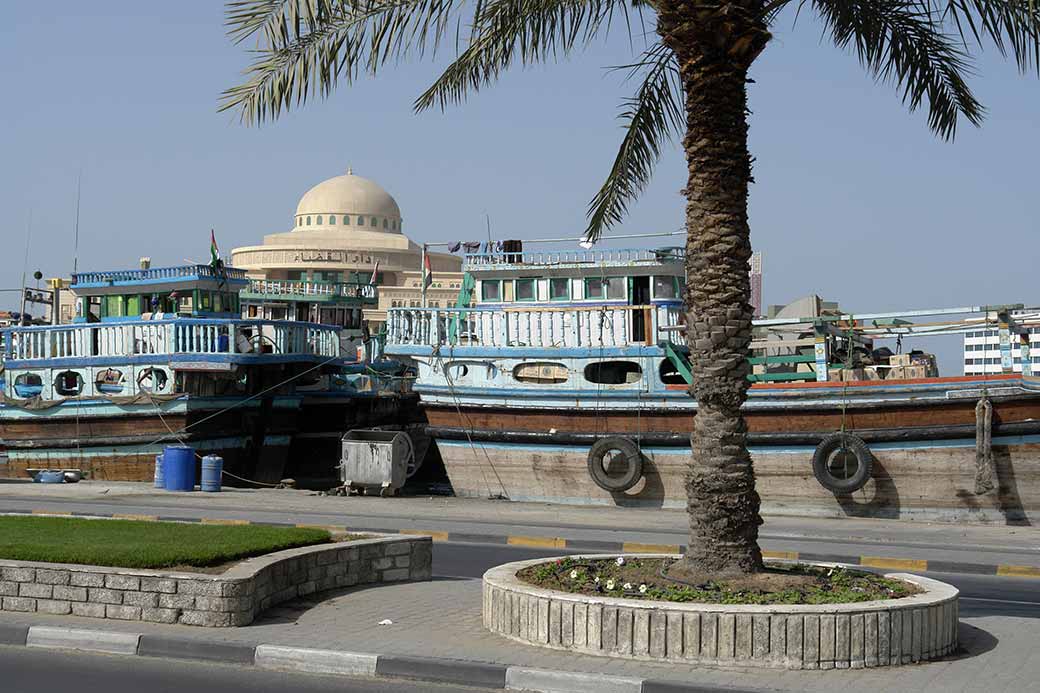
[2,3,1036,372]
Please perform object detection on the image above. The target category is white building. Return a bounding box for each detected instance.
[963,312,1040,375]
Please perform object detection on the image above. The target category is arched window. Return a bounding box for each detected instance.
[383,218,388,229]
[330,216,336,225]
[316,215,323,224]
[392,220,397,230]
[357,216,364,226]
[371,217,378,226]
[307,216,312,225]
[343,215,350,225]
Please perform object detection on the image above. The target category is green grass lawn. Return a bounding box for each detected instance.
[0,516,331,569]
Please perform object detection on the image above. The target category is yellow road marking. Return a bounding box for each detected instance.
[996,564,1040,578]
[507,535,566,549]
[400,529,449,542]
[112,514,158,522]
[296,523,348,533]
[860,556,928,572]
[200,518,250,526]
[31,510,71,516]
[762,550,799,560]
[622,542,681,554]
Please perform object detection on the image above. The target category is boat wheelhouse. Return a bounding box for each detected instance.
[385,245,1040,523]
[0,262,410,486]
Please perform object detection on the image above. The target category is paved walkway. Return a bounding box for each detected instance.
[0,576,1035,692]
[0,481,1037,570]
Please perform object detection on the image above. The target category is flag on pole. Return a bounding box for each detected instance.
[369,260,380,286]
[422,250,433,290]
[210,230,220,267]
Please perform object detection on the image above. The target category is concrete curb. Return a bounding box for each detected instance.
[2,622,767,692]
[10,508,1040,579]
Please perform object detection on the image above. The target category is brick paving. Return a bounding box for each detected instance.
[1,576,1036,692]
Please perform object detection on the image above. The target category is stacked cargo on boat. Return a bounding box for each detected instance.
[384,245,1040,523]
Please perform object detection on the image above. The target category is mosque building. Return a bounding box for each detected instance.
[230,169,464,329]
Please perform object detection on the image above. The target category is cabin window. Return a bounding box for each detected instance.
[585,277,606,300]
[515,278,536,302]
[659,359,689,385]
[584,360,642,385]
[104,295,123,318]
[653,276,679,300]
[13,373,43,398]
[344,215,351,225]
[481,280,502,302]
[316,216,323,224]
[54,370,84,397]
[95,368,125,394]
[605,277,627,299]
[549,278,570,301]
[514,362,568,384]
[213,292,224,313]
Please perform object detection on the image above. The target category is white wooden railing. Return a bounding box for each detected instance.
[246,279,377,300]
[2,319,341,362]
[385,305,684,349]
[463,247,685,269]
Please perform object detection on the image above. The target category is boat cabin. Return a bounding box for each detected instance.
[71,264,248,323]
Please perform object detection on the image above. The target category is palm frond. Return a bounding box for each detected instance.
[414,0,631,112]
[583,43,682,243]
[813,0,984,138]
[940,0,1040,72]
[220,0,469,124]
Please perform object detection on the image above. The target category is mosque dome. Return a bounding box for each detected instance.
[292,169,403,234]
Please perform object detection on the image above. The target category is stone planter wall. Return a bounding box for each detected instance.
[0,534,432,627]
[483,555,959,669]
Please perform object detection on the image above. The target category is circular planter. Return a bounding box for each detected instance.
[483,555,959,669]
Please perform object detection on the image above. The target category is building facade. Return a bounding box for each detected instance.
[231,169,464,330]
[963,313,1040,375]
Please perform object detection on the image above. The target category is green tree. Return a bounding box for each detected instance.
[222,0,1040,578]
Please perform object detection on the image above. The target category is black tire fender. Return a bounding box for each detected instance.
[587,437,644,493]
[812,432,874,493]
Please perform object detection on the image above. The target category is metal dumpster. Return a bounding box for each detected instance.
[339,429,412,496]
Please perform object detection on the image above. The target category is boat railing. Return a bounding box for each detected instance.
[71,264,248,286]
[244,279,377,300]
[385,305,684,349]
[462,247,685,269]
[1,318,341,362]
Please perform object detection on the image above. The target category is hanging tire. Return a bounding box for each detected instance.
[812,432,874,493]
[587,437,644,493]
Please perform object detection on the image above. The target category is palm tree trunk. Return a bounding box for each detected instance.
[657,1,771,577]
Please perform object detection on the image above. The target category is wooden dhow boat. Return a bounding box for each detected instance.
[384,246,1040,523]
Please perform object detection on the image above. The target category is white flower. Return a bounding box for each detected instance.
[605,579,616,590]
[615,557,626,567]
[639,584,648,594]
[569,570,579,579]
[594,576,600,584]
[623,582,632,590]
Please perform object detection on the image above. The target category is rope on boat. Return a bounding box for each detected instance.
[974,396,995,494]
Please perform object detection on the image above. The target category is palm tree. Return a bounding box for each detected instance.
[222,0,1040,578]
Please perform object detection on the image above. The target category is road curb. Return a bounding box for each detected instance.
[11,507,1040,579]
[4,622,767,692]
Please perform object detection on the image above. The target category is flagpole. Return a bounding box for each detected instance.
[420,244,428,309]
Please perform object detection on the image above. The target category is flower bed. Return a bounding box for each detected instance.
[517,556,916,605]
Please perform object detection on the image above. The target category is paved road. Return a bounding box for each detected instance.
[0,646,495,693]
[432,541,1040,619]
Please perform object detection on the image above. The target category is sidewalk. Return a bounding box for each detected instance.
[0,575,1036,692]
[1,480,1038,573]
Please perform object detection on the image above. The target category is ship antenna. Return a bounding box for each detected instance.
[73,170,82,276]
[19,209,33,323]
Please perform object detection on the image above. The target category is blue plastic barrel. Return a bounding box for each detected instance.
[153,453,165,489]
[200,455,223,492]
[163,445,196,492]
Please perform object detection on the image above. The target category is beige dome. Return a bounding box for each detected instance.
[293,170,403,233]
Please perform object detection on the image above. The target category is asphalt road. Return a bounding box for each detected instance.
[0,646,495,693]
